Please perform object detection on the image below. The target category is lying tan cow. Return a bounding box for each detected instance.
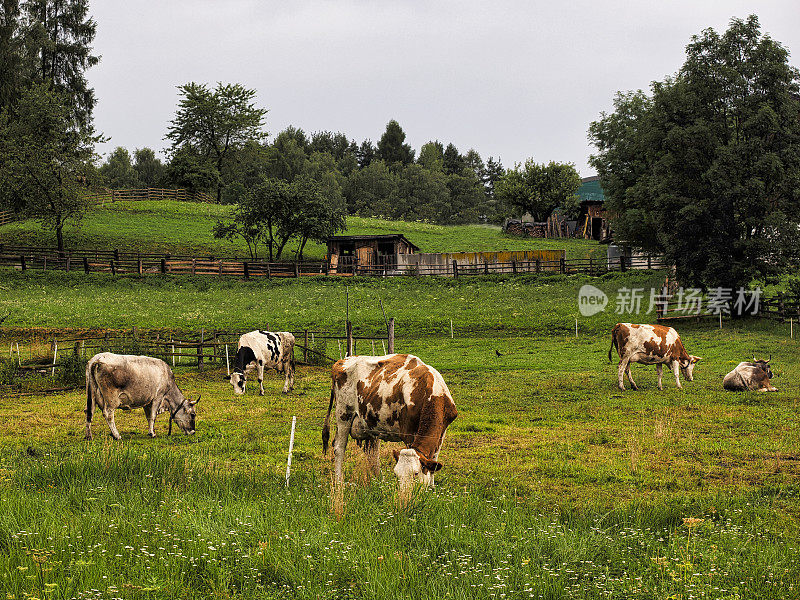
[723,359,777,392]
[608,323,701,391]
[322,354,457,487]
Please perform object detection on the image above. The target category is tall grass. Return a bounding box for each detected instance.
[1,446,797,599]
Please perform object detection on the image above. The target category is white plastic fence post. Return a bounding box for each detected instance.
[338,339,342,360]
[51,343,58,377]
[16,342,20,366]
[285,416,297,488]
[225,344,230,376]
[719,312,722,329]
[171,338,175,367]
[382,340,386,355]
[450,319,454,338]
[372,340,375,355]
[575,319,578,338]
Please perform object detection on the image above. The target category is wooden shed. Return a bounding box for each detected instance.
[327,234,419,273]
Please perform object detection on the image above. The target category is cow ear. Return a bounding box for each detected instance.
[691,356,702,363]
[420,457,443,473]
[392,449,401,463]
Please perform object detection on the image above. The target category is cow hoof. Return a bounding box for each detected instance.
[631,385,639,391]
[259,391,265,396]
[149,433,156,438]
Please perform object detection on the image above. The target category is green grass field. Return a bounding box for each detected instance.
[0,199,602,260]
[1,268,799,598]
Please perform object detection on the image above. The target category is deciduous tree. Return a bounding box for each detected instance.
[589,15,800,291]
[166,82,267,202]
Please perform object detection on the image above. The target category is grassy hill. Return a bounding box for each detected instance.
[0,199,603,260]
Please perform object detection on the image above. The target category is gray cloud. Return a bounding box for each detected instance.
[90,0,800,175]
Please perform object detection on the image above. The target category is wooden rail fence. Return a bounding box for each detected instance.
[0,243,667,279]
[84,187,214,205]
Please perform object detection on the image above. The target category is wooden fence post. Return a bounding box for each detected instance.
[243,262,249,279]
[388,318,395,354]
[266,263,271,279]
[536,258,541,273]
[560,258,565,274]
[511,259,517,274]
[198,329,204,372]
[304,329,308,363]
[83,257,89,274]
[620,257,626,272]
[589,257,594,275]
[192,258,196,275]
[110,259,116,275]
[66,253,71,273]
[484,260,489,275]
[137,259,143,275]
[452,260,459,278]
[295,262,300,278]
[160,258,166,274]
[42,256,47,271]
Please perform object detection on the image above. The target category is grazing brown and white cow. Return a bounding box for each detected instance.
[608,323,701,391]
[322,354,458,487]
[723,358,777,392]
[228,330,295,395]
[85,353,198,440]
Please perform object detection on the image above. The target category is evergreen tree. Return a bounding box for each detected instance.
[356,139,376,168]
[23,0,99,128]
[377,120,414,165]
[443,143,465,175]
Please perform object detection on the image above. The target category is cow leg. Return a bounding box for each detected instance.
[103,406,122,440]
[258,363,265,396]
[656,364,664,391]
[626,364,639,391]
[333,416,353,485]
[617,359,629,391]
[363,439,381,477]
[143,402,156,437]
[672,361,683,390]
[282,360,295,394]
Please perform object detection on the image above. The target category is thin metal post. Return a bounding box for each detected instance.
[285,416,297,487]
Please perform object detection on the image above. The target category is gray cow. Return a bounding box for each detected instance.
[85,352,198,440]
[723,358,777,392]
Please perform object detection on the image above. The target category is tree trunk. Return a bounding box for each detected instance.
[298,237,308,261]
[56,224,64,253]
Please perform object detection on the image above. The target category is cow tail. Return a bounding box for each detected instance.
[322,386,335,455]
[608,325,619,363]
[85,360,99,422]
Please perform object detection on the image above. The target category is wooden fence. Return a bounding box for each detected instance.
[0,243,668,279]
[84,187,215,205]
[0,210,15,227]
[656,291,800,322]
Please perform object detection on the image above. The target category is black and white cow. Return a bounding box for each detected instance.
[228,330,295,395]
[85,352,198,440]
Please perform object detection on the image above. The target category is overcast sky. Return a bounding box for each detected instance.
[90,1,800,176]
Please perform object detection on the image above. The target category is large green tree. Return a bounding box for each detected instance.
[495,160,581,221]
[166,82,267,202]
[377,119,414,166]
[0,84,97,250]
[99,146,139,188]
[589,15,800,291]
[23,0,99,128]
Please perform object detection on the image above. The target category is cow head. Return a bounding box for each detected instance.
[752,357,774,379]
[169,395,199,435]
[679,355,702,381]
[392,448,442,487]
[229,371,247,395]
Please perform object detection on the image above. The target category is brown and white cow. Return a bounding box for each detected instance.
[608,323,701,391]
[322,354,457,487]
[723,359,777,392]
